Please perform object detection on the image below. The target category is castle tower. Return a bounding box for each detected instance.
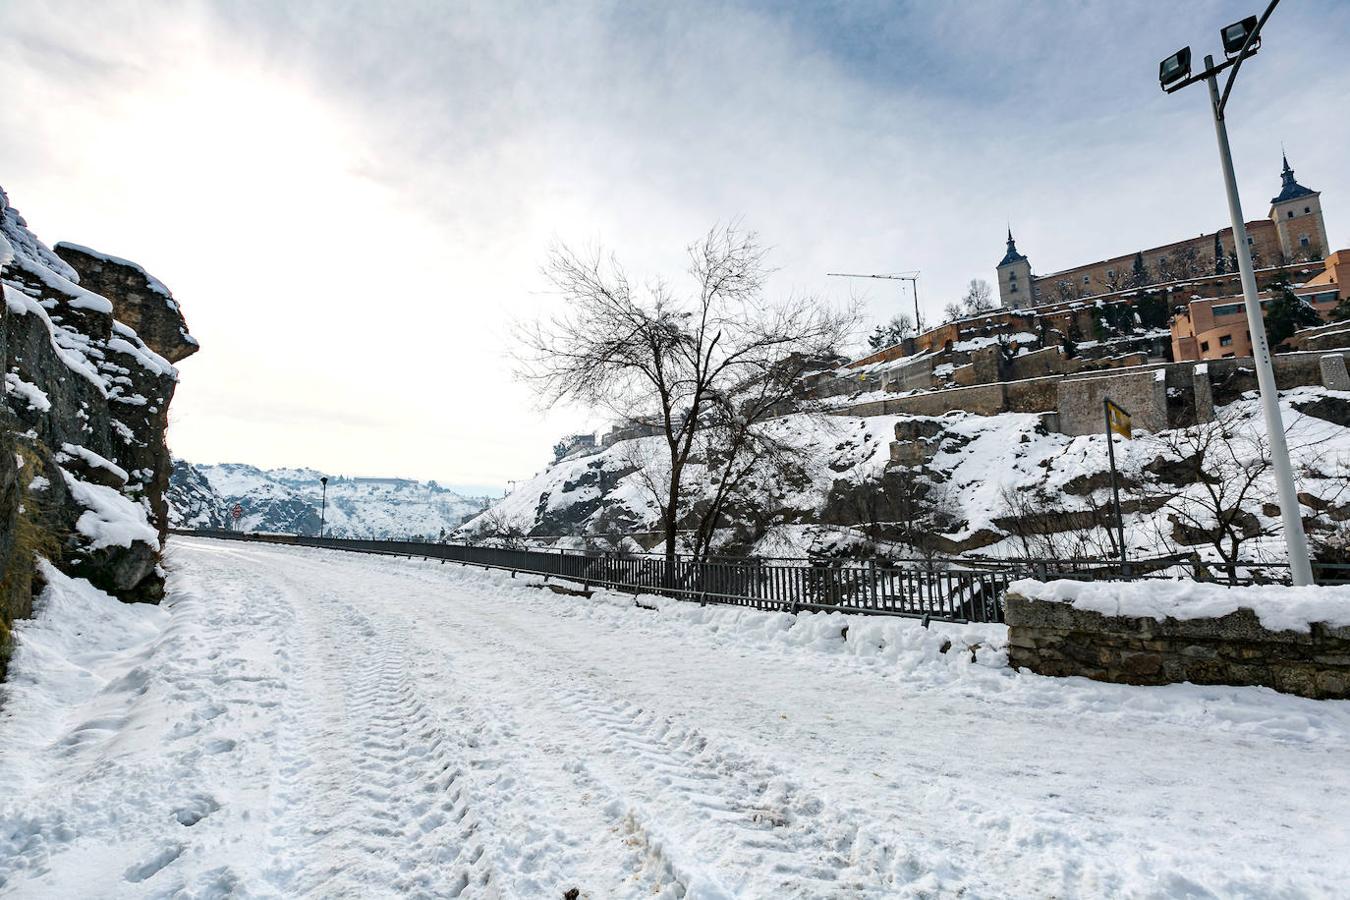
[1269,153,1328,263]
[997,229,1034,309]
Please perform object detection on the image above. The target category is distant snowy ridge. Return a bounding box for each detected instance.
[168,460,491,539]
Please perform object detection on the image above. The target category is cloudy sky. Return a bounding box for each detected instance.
[2,0,1346,495]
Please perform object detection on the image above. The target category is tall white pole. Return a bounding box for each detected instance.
[1205,56,1313,585]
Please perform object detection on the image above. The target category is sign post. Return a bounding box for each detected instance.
[231,503,243,532]
[1103,399,1131,575]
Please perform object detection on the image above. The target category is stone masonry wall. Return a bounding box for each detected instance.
[1004,592,1350,700]
[1057,369,1167,436]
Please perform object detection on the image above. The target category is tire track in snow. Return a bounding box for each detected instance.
[261,589,497,898]
[258,560,677,899]
[403,612,899,898]
[278,551,907,896]
[360,590,691,899]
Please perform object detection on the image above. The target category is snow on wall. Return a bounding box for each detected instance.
[1011,578,1350,634]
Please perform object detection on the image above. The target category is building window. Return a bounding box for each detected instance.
[1222,352,1235,358]
[1305,206,1311,214]
[1106,269,1115,280]
[1301,235,1310,247]
[1219,334,1233,347]
[1011,283,1018,293]
[1247,236,1254,244]
[1083,275,1090,285]
[1200,341,1210,352]
[1288,211,1295,219]
[1212,303,1243,316]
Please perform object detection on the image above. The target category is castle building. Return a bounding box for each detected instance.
[996,153,1329,309]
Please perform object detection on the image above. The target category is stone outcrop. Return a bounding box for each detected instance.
[53,242,199,364]
[1,185,193,670]
[1005,591,1350,700]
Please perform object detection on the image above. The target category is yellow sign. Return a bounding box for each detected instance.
[1107,401,1132,439]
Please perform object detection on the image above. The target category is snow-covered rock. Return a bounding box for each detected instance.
[1,183,190,635]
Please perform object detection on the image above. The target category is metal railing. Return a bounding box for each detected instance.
[174,530,1014,623]
[173,530,1350,624]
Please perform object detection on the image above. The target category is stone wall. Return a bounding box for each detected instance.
[1004,591,1350,699]
[828,382,1009,420]
[825,349,1350,428]
[1056,369,1167,436]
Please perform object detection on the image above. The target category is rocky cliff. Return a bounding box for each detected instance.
[1,185,195,672]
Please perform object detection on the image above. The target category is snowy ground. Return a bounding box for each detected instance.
[3,538,1349,898]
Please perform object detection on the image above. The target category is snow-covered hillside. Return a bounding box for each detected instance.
[168,461,489,539]
[461,387,1350,566]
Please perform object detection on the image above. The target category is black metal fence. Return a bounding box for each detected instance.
[175,530,1016,623]
[174,530,1350,624]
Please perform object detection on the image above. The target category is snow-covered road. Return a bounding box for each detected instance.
[3,537,1350,898]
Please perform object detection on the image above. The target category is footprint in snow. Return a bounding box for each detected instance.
[173,795,221,827]
[124,843,184,883]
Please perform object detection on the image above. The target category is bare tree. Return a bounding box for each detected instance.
[472,507,528,549]
[997,485,1120,561]
[1140,412,1274,583]
[962,278,995,314]
[941,301,964,323]
[866,313,915,351]
[517,225,856,565]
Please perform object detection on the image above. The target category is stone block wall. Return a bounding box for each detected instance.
[1004,592,1350,700]
[1056,369,1167,436]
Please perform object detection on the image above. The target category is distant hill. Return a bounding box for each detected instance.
[168,460,491,539]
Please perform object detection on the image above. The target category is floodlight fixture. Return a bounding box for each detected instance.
[1222,16,1260,57]
[1159,47,1191,89]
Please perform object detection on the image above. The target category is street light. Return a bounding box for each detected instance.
[1159,0,1313,585]
[1221,17,1260,57]
[1159,48,1191,89]
[319,475,328,538]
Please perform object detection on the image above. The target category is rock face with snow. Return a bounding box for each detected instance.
[54,242,199,364]
[0,185,190,649]
[168,461,489,539]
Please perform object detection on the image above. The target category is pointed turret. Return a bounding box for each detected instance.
[1272,152,1315,204]
[999,229,1026,267]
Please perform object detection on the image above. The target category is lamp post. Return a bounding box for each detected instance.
[1158,0,1312,585]
[319,476,328,538]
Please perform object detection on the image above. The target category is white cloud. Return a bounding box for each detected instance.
[2,0,1346,489]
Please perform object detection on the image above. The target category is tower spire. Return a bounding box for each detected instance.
[1272,149,1314,204]
[999,227,1026,267]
